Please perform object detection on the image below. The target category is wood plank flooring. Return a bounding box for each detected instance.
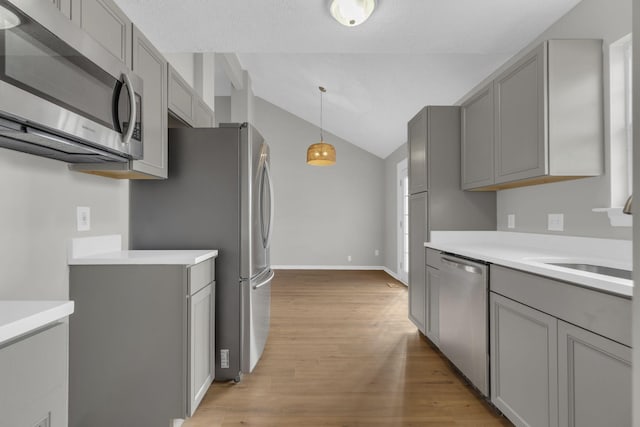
[184,270,510,427]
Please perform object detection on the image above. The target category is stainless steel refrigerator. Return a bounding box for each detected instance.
[130,123,274,382]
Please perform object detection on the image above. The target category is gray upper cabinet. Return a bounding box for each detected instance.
[131,25,168,179]
[50,0,72,19]
[408,108,428,193]
[494,44,546,184]
[168,65,196,127]
[462,39,603,191]
[558,320,631,427]
[490,292,558,427]
[194,97,215,128]
[461,82,495,190]
[71,0,132,69]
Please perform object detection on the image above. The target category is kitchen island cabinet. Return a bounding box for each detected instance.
[462,40,603,191]
[69,253,217,427]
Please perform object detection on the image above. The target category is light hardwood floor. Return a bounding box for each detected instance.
[184,270,510,427]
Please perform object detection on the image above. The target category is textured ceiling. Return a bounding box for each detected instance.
[115,0,582,158]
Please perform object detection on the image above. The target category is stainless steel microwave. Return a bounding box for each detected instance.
[0,0,143,163]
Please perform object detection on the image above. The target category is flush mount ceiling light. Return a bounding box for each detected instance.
[329,0,375,27]
[0,5,20,30]
[307,86,336,166]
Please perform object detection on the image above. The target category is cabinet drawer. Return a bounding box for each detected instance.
[425,248,441,268]
[490,265,631,346]
[189,258,215,295]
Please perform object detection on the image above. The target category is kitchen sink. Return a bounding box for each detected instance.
[547,263,632,280]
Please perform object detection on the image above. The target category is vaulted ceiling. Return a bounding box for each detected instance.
[115,0,582,158]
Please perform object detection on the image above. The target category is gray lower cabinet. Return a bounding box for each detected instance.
[69,258,216,427]
[131,25,168,178]
[425,265,439,345]
[408,192,428,333]
[0,323,69,427]
[490,292,558,427]
[70,0,132,69]
[557,320,631,427]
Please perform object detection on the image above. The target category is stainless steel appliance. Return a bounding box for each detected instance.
[438,253,489,396]
[130,123,274,382]
[0,0,142,163]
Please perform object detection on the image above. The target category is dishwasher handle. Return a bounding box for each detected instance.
[441,257,483,274]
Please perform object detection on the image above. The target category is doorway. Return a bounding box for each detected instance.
[397,159,409,284]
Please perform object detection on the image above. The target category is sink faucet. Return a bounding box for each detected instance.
[623,194,632,215]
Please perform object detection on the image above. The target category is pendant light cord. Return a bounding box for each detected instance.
[319,86,326,142]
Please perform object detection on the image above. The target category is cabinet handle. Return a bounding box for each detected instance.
[441,257,483,274]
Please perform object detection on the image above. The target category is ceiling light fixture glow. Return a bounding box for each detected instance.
[0,6,20,30]
[329,0,375,27]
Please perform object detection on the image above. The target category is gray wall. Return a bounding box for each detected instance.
[214,96,231,125]
[253,96,385,267]
[383,144,407,276]
[0,148,128,300]
[459,0,632,240]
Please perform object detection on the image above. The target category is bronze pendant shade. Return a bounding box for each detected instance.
[307,86,336,166]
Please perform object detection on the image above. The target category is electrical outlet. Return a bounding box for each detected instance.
[548,213,564,231]
[507,214,516,229]
[374,249,380,256]
[76,206,90,231]
[347,255,352,262]
[220,349,229,368]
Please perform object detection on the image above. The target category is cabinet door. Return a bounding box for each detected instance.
[461,82,495,189]
[50,0,72,19]
[71,0,132,68]
[189,283,214,416]
[194,98,215,128]
[0,323,68,427]
[131,25,168,179]
[494,43,547,184]
[408,108,428,194]
[490,292,558,427]
[425,265,439,346]
[408,193,428,333]
[168,65,196,127]
[557,320,631,427]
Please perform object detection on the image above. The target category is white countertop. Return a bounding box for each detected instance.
[67,234,218,266]
[0,301,74,345]
[426,231,633,297]
[69,249,218,266]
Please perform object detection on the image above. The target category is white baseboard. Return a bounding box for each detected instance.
[383,267,408,286]
[272,265,385,270]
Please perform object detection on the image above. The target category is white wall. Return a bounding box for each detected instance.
[383,144,407,276]
[458,0,632,240]
[0,148,128,300]
[253,97,385,267]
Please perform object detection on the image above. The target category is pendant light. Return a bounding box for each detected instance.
[0,5,20,30]
[307,86,336,166]
[329,0,376,27]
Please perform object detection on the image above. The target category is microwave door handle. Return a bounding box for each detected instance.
[121,73,136,144]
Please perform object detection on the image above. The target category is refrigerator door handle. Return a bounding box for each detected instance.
[263,161,275,249]
[253,269,275,290]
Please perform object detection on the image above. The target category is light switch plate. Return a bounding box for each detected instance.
[507,214,516,229]
[548,213,564,231]
[77,206,91,231]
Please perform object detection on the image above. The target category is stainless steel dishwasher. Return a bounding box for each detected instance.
[438,253,489,397]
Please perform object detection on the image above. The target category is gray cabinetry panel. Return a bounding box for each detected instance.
[490,292,558,427]
[131,25,168,179]
[558,320,631,427]
[494,44,547,183]
[71,0,132,68]
[189,283,215,416]
[168,65,196,126]
[50,0,72,19]
[408,107,428,194]
[425,265,440,345]
[408,193,428,333]
[194,97,215,128]
[461,82,495,189]
[491,265,632,347]
[0,323,68,427]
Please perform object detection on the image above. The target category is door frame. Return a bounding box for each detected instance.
[397,158,408,284]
